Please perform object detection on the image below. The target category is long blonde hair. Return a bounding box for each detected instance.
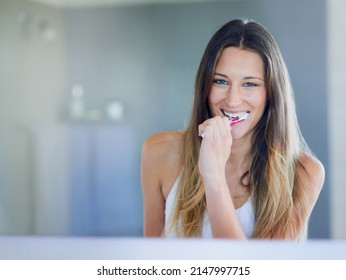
[165,19,312,239]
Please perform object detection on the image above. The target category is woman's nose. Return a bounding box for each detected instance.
[225,86,243,107]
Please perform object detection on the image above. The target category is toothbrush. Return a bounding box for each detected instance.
[230,117,240,126]
[229,112,249,126]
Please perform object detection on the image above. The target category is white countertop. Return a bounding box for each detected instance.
[0,236,345,260]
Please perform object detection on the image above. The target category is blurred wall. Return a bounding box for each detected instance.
[328,0,346,239]
[0,0,66,233]
[0,0,330,238]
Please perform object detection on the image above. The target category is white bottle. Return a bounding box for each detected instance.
[69,84,85,121]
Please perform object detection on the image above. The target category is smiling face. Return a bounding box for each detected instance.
[208,47,267,141]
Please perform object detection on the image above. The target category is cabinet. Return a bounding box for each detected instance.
[32,124,142,236]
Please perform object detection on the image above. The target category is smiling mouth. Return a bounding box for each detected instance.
[221,110,250,126]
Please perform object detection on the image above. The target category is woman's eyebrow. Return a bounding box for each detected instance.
[214,72,229,78]
[214,72,264,82]
[244,76,265,82]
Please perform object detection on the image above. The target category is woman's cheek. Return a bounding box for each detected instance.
[208,89,224,106]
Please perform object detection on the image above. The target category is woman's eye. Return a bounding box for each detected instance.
[243,82,257,87]
[213,79,228,85]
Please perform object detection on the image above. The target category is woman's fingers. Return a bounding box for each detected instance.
[198,116,232,181]
[198,116,230,140]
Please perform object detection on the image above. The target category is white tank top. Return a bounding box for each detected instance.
[165,177,255,238]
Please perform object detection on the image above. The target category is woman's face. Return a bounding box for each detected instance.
[208,47,267,141]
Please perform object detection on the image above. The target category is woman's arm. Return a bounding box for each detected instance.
[198,116,247,239]
[141,131,183,237]
[141,134,166,237]
[203,177,248,239]
[286,154,325,239]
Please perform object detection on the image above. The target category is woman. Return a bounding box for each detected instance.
[141,18,324,239]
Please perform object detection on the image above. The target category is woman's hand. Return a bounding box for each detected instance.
[198,116,232,184]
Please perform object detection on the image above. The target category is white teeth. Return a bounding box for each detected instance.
[223,110,250,120]
[238,112,249,121]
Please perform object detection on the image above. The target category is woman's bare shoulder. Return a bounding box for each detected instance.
[144,130,185,146]
[297,152,325,197]
[141,130,186,184]
[143,130,185,158]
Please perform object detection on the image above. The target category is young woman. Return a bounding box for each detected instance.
[141,18,324,239]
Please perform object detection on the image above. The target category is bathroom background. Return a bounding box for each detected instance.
[0,0,345,239]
